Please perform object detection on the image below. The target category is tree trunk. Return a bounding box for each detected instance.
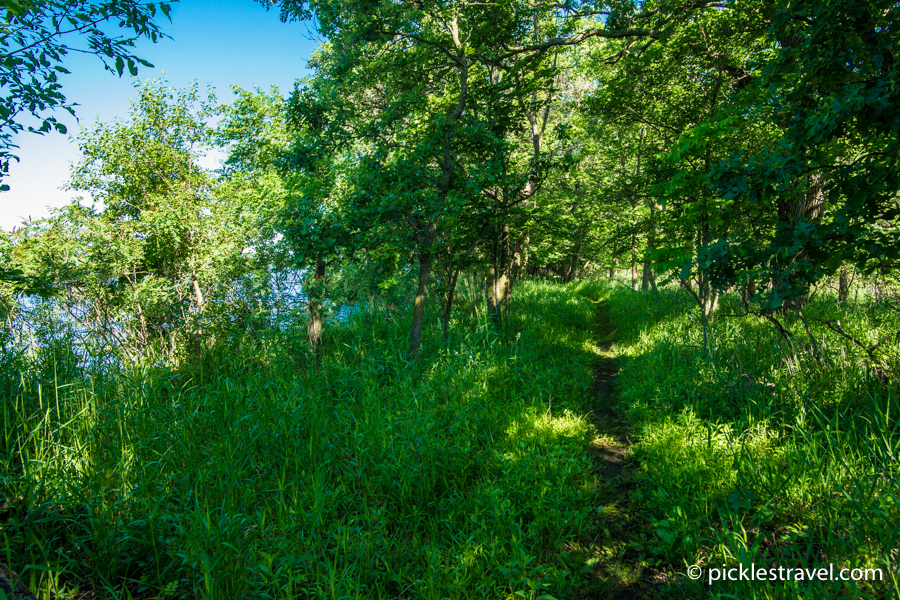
[307,258,326,355]
[709,290,720,314]
[501,223,511,322]
[566,232,584,283]
[631,230,639,290]
[838,265,850,303]
[641,256,651,292]
[0,562,39,600]
[486,265,498,323]
[699,149,718,317]
[442,264,461,341]
[777,173,827,310]
[519,235,530,281]
[187,270,206,364]
[488,223,510,328]
[608,266,615,280]
[409,237,435,357]
[191,274,204,313]
[644,199,658,293]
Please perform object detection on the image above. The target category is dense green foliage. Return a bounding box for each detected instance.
[0,0,174,187]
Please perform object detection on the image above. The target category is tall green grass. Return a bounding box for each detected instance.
[578,279,899,599]
[1,281,605,599]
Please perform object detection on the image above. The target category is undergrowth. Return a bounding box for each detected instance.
[1,280,604,600]
[5,277,898,599]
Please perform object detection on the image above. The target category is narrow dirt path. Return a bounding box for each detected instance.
[586,300,630,480]
[575,300,660,600]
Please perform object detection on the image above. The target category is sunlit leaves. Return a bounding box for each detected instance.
[0,0,175,185]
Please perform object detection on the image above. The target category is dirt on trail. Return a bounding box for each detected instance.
[574,301,666,600]
[586,301,631,481]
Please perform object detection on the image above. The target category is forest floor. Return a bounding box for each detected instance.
[576,282,897,600]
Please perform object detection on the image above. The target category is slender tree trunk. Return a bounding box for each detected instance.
[567,233,584,283]
[186,270,206,364]
[742,276,755,306]
[697,151,714,350]
[408,20,466,355]
[136,301,149,351]
[488,223,510,328]
[442,264,461,341]
[631,230,638,290]
[838,265,850,303]
[641,257,651,292]
[609,266,615,280]
[630,130,644,292]
[519,235,530,280]
[191,274,204,313]
[307,258,326,354]
[409,226,435,356]
[644,199,658,293]
[486,264,498,323]
[501,223,511,322]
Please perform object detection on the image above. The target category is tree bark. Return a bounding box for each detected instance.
[641,255,651,292]
[0,561,39,600]
[631,229,639,291]
[307,258,326,354]
[488,223,510,328]
[838,265,850,303]
[486,264,498,322]
[566,231,584,283]
[643,199,658,292]
[409,223,436,356]
[777,172,827,310]
[744,277,756,304]
[442,263,461,341]
[191,273,204,313]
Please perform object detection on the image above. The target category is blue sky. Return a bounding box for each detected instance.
[0,0,319,230]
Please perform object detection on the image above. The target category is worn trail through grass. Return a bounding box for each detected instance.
[586,301,629,480]
[571,300,642,600]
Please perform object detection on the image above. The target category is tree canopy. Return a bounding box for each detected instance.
[5,0,900,353]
